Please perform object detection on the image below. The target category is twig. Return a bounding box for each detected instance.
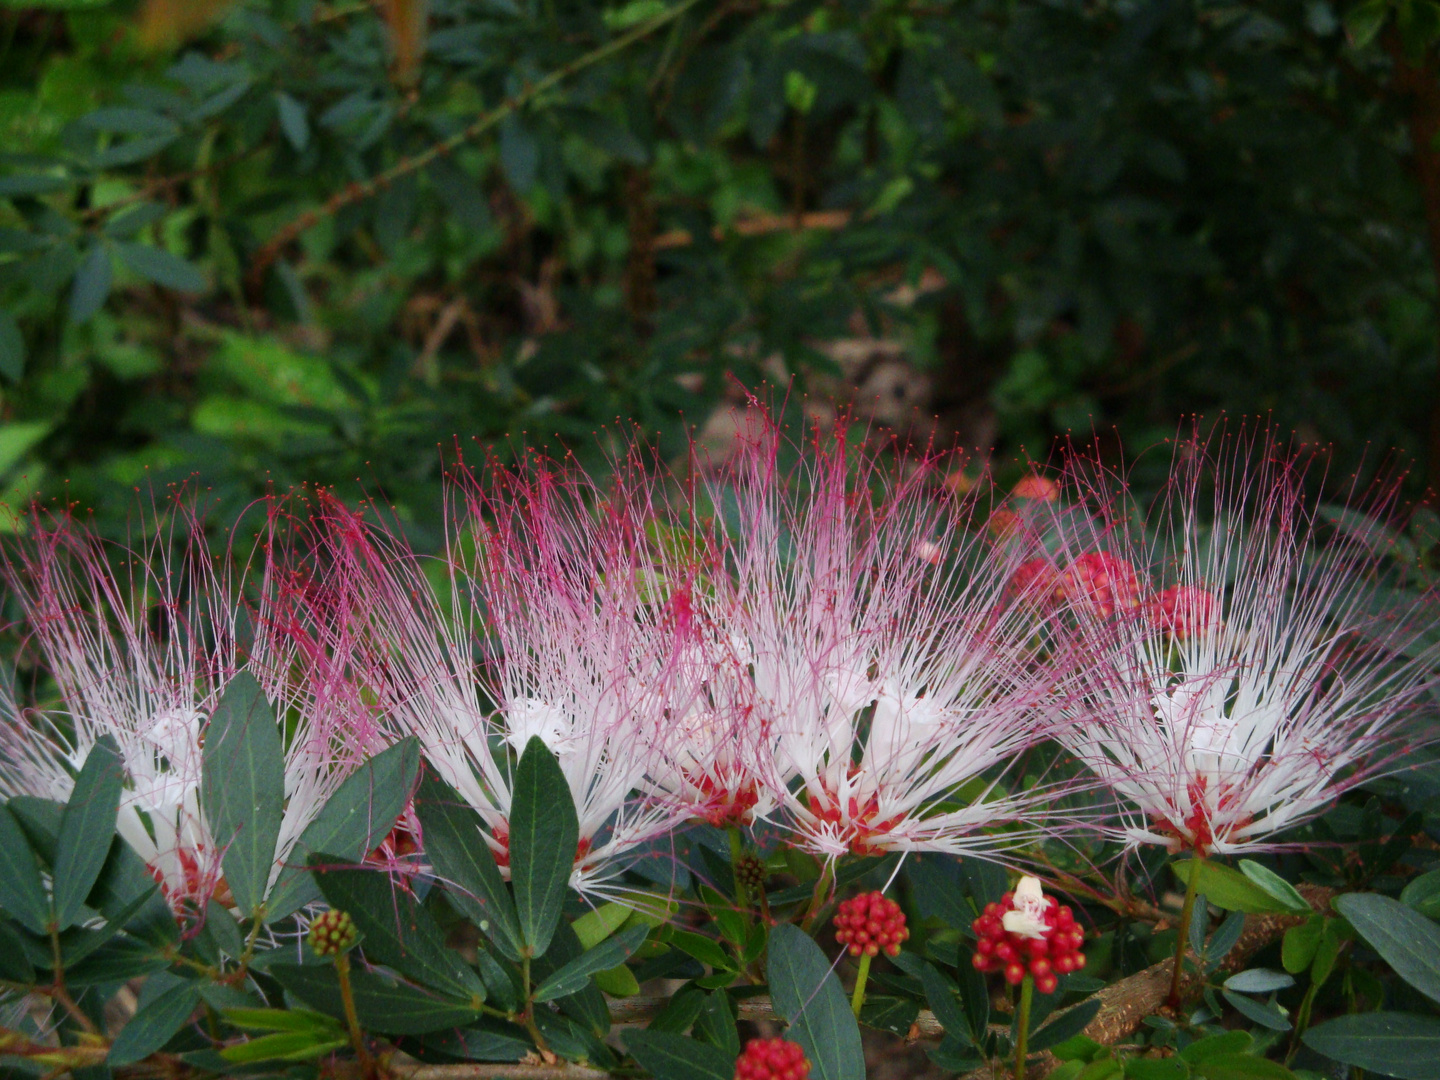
[391,1064,609,1080]
[652,209,852,250]
[247,0,705,290]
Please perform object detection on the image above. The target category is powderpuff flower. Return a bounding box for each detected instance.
[0,502,371,913]
[704,415,1082,861]
[317,460,696,896]
[1051,435,1440,856]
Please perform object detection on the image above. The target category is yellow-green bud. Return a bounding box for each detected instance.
[308,910,358,957]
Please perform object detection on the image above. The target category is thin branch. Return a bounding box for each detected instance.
[246,0,706,290]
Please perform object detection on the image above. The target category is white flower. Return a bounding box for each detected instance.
[1002,876,1050,939]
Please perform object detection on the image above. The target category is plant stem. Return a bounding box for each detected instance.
[1014,974,1035,1080]
[1169,853,1205,1008]
[333,953,373,1078]
[799,860,834,933]
[850,952,872,1018]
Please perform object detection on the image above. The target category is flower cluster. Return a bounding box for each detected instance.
[735,1037,810,1080]
[833,891,909,958]
[971,876,1086,993]
[0,417,1431,925]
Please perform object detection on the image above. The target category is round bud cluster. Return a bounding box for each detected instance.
[971,886,1085,995]
[734,1037,810,1080]
[1060,551,1142,619]
[734,852,768,895]
[833,891,909,958]
[1153,585,1218,640]
[308,910,358,957]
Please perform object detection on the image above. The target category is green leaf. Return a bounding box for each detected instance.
[68,244,112,323]
[1237,862,1312,915]
[222,1007,343,1034]
[1125,1059,1190,1080]
[918,961,969,1041]
[108,980,201,1066]
[498,114,538,193]
[625,1030,735,1080]
[1221,990,1291,1031]
[1224,969,1294,993]
[1282,917,1322,974]
[0,804,51,934]
[767,923,865,1080]
[116,243,206,292]
[275,92,310,152]
[1031,1000,1103,1051]
[1180,1032,1253,1063]
[0,920,36,983]
[670,929,734,971]
[0,308,23,382]
[595,963,641,997]
[1190,1053,1297,1080]
[509,736,579,959]
[219,1031,348,1063]
[1334,893,1440,1006]
[696,991,740,1057]
[860,995,919,1037]
[1401,870,1440,918]
[414,773,524,961]
[1172,861,1294,915]
[266,737,420,922]
[572,901,631,950]
[52,735,124,931]
[269,963,482,1035]
[533,922,648,1002]
[1304,1012,1440,1080]
[308,857,485,1001]
[200,672,284,916]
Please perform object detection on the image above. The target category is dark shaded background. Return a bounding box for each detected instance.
[1,0,1438,546]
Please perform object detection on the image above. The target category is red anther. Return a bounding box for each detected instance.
[832,891,910,958]
[735,1037,810,1080]
[1154,585,1218,639]
[1060,551,1143,618]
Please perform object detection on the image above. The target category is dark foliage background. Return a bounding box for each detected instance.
[2,0,1440,543]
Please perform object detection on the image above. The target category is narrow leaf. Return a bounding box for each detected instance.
[270,963,482,1035]
[108,980,201,1066]
[1304,1011,1440,1080]
[52,735,124,931]
[117,243,207,292]
[533,923,648,1003]
[266,738,419,922]
[1335,893,1440,1006]
[1172,861,1294,915]
[767,923,865,1080]
[200,672,284,915]
[0,804,51,934]
[68,245,112,323]
[308,857,485,1001]
[0,309,23,382]
[509,736,578,959]
[414,772,524,961]
[1238,862,1312,915]
[625,1030,735,1080]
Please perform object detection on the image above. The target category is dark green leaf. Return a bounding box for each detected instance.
[269,963,482,1035]
[860,995,919,1037]
[52,735,124,931]
[1180,1032,1253,1063]
[625,1030,735,1080]
[200,672,285,916]
[695,990,740,1056]
[0,174,68,197]
[498,114,539,193]
[414,772,524,962]
[1305,1012,1440,1080]
[1224,969,1294,993]
[0,920,36,983]
[1221,990,1291,1031]
[1237,862,1312,916]
[1031,999,1102,1051]
[533,922,647,1002]
[117,243,206,292]
[509,736,578,959]
[1401,870,1440,919]
[275,92,310,151]
[308,858,485,1001]
[84,108,179,137]
[1126,1059,1190,1080]
[68,245,112,323]
[108,980,201,1066]
[1190,1053,1297,1080]
[0,308,23,382]
[918,961,969,1041]
[222,1007,343,1033]
[0,803,49,934]
[767,923,865,1080]
[266,738,420,923]
[1335,893,1440,1006]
